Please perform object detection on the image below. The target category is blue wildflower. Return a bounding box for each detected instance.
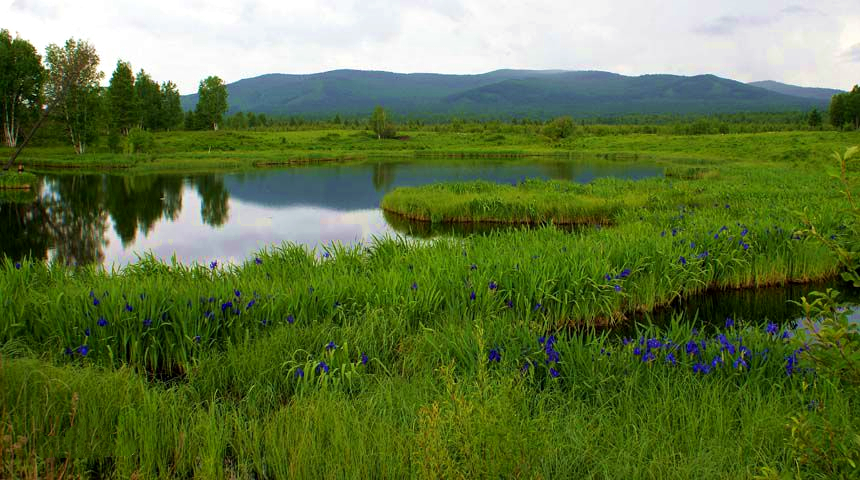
[697,251,709,259]
[742,243,750,250]
[287,315,295,324]
[125,303,133,312]
[411,282,418,291]
[64,347,73,355]
[693,362,711,374]
[361,352,368,365]
[614,285,622,292]
[506,299,514,308]
[143,319,152,328]
[733,356,748,370]
[210,261,217,269]
[255,257,263,265]
[766,323,778,335]
[672,228,678,236]
[619,268,631,278]
[323,252,331,258]
[725,317,734,328]
[84,328,91,337]
[488,349,501,362]
[221,301,232,312]
[326,341,337,351]
[690,242,696,249]
[642,351,656,362]
[234,289,241,298]
[622,337,631,346]
[14,262,21,270]
[647,338,661,349]
[317,361,330,374]
[246,299,255,309]
[97,317,107,327]
[470,264,477,270]
[666,353,677,365]
[92,297,100,307]
[295,367,304,378]
[679,256,687,266]
[533,303,542,311]
[782,330,792,339]
[470,291,476,301]
[77,345,89,356]
[488,281,498,290]
[661,230,666,237]
[741,228,748,237]
[604,274,612,281]
[633,346,642,356]
[194,335,201,343]
[550,368,560,378]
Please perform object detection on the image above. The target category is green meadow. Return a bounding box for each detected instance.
[1,129,859,478]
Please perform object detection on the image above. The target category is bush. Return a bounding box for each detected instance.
[542,116,574,140]
[126,127,154,154]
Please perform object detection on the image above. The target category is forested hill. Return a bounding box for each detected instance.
[747,80,843,102]
[180,69,829,119]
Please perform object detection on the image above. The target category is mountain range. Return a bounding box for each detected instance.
[180,69,841,119]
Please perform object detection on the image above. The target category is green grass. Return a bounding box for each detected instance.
[2,130,859,477]
[381,179,639,224]
[5,129,860,173]
[2,317,856,478]
[0,171,36,189]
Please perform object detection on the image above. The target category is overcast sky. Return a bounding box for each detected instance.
[2,0,859,94]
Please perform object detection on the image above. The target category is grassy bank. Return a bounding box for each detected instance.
[4,129,860,173]
[0,171,36,190]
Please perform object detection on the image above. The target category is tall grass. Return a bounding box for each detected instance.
[2,317,854,478]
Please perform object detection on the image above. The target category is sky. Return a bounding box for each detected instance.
[2,0,859,94]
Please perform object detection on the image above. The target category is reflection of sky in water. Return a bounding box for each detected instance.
[103,191,394,266]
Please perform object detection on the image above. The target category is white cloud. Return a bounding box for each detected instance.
[1,0,857,93]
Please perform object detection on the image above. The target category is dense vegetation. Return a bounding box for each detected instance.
[2,131,859,477]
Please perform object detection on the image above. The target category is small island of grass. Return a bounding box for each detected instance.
[380,179,647,225]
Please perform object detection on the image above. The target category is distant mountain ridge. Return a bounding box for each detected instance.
[747,80,843,102]
[180,69,830,119]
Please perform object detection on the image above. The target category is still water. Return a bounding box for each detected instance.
[0,157,662,266]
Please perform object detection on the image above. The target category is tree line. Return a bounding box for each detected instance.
[1,30,229,161]
[829,86,860,130]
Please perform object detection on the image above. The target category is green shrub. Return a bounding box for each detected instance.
[126,127,155,154]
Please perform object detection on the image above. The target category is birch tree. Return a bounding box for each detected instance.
[45,38,104,154]
[0,30,44,148]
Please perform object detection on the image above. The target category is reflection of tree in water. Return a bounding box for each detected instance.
[103,175,186,246]
[190,175,230,227]
[539,161,574,181]
[371,162,396,192]
[44,175,109,265]
[1,172,233,266]
[0,177,108,266]
[0,185,51,262]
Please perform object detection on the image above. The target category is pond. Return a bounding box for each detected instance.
[0,157,663,266]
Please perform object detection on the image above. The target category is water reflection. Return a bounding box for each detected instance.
[0,157,662,266]
[634,280,860,327]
